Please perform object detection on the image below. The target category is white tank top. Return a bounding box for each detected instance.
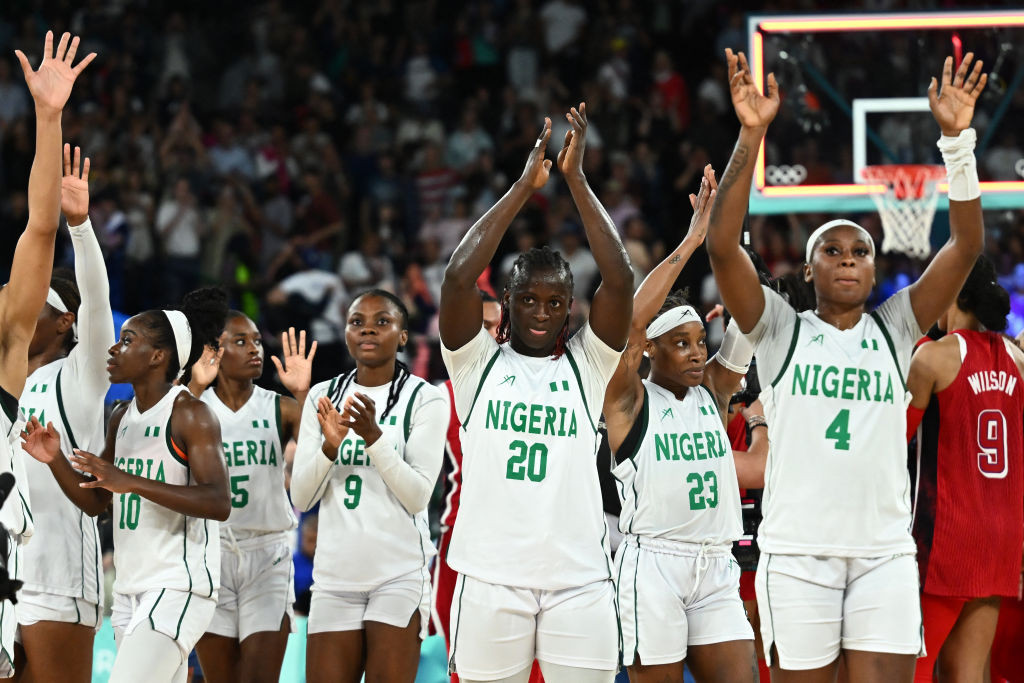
[758,310,916,556]
[443,325,619,591]
[614,380,742,545]
[18,359,103,603]
[112,386,220,597]
[201,386,296,536]
[1,384,31,544]
[310,374,437,592]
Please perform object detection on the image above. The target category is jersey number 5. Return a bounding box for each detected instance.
[977,409,1008,479]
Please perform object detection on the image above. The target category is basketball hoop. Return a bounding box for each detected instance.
[861,164,946,259]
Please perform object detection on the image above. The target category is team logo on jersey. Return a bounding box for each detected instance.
[28,383,49,393]
[808,334,824,346]
[549,380,571,392]
[660,407,674,420]
[499,375,516,387]
[144,425,162,437]
[861,339,880,350]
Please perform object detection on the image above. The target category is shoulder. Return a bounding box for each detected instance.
[309,376,339,400]
[107,401,131,431]
[171,390,220,432]
[909,335,959,376]
[407,376,445,403]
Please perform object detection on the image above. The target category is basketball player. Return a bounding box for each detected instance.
[706,49,986,682]
[14,144,109,683]
[0,30,97,681]
[291,290,446,683]
[906,256,1024,682]
[604,166,758,682]
[190,322,316,683]
[23,288,230,683]
[439,105,633,683]
[432,292,500,647]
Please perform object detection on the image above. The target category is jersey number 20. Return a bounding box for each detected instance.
[506,440,548,482]
[978,409,1008,479]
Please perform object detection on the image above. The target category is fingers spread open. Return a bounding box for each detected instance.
[65,35,80,64]
[56,32,70,62]
[941,56,953,85]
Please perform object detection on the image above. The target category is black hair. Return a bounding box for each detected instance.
[480,290,498,304]
[329,289,413,421]
[654,289,695,320]
[772,273,816,313]
[957,255,1009,332]
[226,309,250,324]
[138,287,229,383]
[497,247,573,356]
[49,274,81,352]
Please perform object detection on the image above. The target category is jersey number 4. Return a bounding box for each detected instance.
[978,409,1008,479]
[825,409,851,451]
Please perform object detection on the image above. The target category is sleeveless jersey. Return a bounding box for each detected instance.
[439,381,463,531]
[112,386,220,598]
[443,325,619,591]
[613,381,742,545]
[201,386,296,536]
[18,359,103,603]
[1,386,31,543]
[913,330,1024,597]
[755,291,917,557]
[309,375,438,592]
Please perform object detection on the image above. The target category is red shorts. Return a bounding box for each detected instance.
[431,528,457,644]
[740,570,756,602]
[991,596,1024,683]
[915,593,967,682]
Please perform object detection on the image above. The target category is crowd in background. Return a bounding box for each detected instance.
[1,0,1023,386]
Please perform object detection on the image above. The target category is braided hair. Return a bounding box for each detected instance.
[496,246,574,358]
[328,289,412,421]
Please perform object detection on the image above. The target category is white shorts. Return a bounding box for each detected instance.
[615,536,753,667]
[308,565,430,639]
[448,574,619,681]
[16,588,102,630]
[0,538,24,676]
[755,553,924,670]
[206,533,295,642]
[112,589,217,659]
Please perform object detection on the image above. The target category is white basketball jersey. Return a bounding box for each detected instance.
[443,325,620,591]
[1,385,31,543]
[757,307,917,557]
[309,375,437,592]
[201,386,296,536]
[614,381,742,545]
[112,386,220,597]
[18,359,103,604]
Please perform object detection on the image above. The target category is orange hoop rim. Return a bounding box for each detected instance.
[861,164,946,200]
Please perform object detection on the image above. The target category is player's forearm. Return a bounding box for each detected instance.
[26,109,62,235]
[565,173,633,291]
[633,239,701,331]
[48,455,110,516]
[707,126,763,261]
[129,477,230,521]
[66,218,113,397]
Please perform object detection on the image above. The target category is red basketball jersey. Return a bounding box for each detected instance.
[440,380,463,530]
[914,329,1024,598]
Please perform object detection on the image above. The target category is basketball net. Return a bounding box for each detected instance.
[861,165,946,259]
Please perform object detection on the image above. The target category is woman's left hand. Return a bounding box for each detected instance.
[344,393,383,447]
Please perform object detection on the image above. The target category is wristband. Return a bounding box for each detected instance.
[715,318,754,375]
[746,416,767,430]
[937,128,980,201]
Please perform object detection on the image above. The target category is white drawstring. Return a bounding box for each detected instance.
[223,525,243,558]
[688,538,715,603]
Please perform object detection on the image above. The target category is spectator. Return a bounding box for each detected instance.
[338,230,397,295]
[293,514,318,617]
[156,177,205,304]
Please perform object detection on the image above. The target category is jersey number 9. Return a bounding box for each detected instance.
[977,409,1008,479]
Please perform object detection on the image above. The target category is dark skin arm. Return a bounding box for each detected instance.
[559,103,634,350]
[603,166,716,454]
[706,49,780,334]
[907,54,987,332]
[440,118,554,351]
[20,407,124,517]
[71,392,231,521]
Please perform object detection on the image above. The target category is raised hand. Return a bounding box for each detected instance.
[317,396,350,452]
[15,31,97,115]
[272,327,317,398]
[557,103,588,177]
[928,53,987,136]
[684,164,718,245]
[189,345,224,393]
[519,117,554,190]
[61,143,90,226]
[20,416,62,465]
[343,393,383,447]
[71,449,132,493]
[726,48,779,130]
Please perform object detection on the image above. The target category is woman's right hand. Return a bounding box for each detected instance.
[20,416,62,465]
[518,117,553,190]
[317,396,350,456]
[725,48,779,130]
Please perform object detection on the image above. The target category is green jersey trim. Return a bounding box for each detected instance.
[564,348,597,434]
[55,369,80,450]
[869,311,906,390]
[771,317,802,388]
[174,592,192,640]
[274,394,283,443]
[166,416,189,468]
[621,388,649,463]
[148,588,167,630]
[404,381,426,442]
[462,349,500,429]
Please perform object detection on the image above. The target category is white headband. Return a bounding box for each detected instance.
[162,310,193,379]
[46,287,78,341]
[645,305,701,340]
[805,219,875,263]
